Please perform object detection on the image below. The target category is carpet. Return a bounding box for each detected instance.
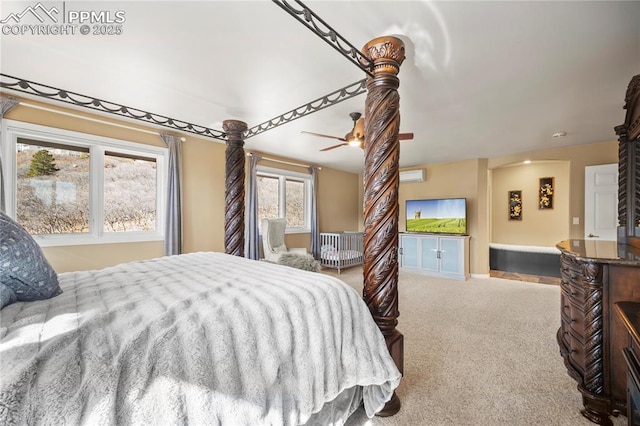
[320,267,627,426]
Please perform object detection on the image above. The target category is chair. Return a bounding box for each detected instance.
[261,218,307,263]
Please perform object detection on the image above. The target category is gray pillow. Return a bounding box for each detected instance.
[277,252,321,272]
[0,211,62,309]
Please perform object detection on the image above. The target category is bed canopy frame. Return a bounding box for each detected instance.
[0,0,407,415]
[220,3,406,414]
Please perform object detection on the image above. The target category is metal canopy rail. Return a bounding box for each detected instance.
[1,1,373,143]
[0,74,227,141]
[245,79,366,139]
[272,0,374,77]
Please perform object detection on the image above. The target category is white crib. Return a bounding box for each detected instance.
[320,232,364,273]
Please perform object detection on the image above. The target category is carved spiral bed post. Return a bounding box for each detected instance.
[361,36,405,416]
[223,120,248,257]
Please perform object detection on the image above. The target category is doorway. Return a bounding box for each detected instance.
[584,164,618,241]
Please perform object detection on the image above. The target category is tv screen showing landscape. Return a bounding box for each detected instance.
[406,198,467,234]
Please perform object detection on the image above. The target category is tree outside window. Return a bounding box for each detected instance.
[17,142,90,235]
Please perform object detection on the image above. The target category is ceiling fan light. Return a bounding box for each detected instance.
[345,131,361,147]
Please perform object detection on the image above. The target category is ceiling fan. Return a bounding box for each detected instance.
[302,112,414,151]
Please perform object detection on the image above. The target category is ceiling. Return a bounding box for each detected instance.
[1,1,639,173]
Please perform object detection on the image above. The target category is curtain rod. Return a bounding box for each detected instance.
[247,152,321,170]
[13,100,186,142]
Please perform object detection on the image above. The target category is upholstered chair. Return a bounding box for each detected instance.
[261,218,307,262]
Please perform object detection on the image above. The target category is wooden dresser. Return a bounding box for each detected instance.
[614,302,640,425]
[556,239,640,425]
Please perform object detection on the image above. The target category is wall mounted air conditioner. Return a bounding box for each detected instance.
[399,169,425,183]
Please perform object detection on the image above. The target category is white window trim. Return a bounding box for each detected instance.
[257,165,312,234]
[1,119,167,247]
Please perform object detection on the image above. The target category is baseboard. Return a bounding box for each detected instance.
[471,273,490,279]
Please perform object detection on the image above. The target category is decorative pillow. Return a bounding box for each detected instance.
[0,211,62,309]
[277,252,321,272]
[0,282,17,310]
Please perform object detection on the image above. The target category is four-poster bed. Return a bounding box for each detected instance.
[1,1,407,424]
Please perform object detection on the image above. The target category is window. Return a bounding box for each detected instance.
[103,151,157,232]
[2,120,167,246]
[16,139,91,235]
[257,166,311,233]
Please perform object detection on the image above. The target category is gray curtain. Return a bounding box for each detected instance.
[245,154,261,260]
[0,96,20,213]
[309,166,320,259]
[160,133,183,256]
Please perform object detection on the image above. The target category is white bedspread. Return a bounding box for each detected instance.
[0,252,400,425]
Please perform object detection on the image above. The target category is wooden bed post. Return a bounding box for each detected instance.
[361,36,405,416]
[223,119,248,257]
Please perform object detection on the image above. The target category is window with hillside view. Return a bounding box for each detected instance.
[103,152,157,232]
[17,140,90,234]
[3,121,166,246]
[257,167,311,232]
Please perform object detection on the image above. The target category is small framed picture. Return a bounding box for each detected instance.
[539,177,554,209]
[509,190,522,220]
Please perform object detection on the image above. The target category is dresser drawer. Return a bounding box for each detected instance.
[561,291,586,338]
[632,337,640,364]
[567,283,586,305]
[561,292,572,318]
[559,323,572,350]
[569,331,586,374]
[568,302,586,338]
[561,280,586,306]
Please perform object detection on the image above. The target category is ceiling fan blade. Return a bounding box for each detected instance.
[320,142,348,151]
[357,116,411,141]
[399,132,414,140]
[301,131,346,141]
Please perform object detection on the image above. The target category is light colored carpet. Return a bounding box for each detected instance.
[321,266,627,426]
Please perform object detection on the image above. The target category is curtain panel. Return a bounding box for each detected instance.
[0,96,20,213]
[309,166,320,259]
[245,154,261,260]
[160,133,183,256]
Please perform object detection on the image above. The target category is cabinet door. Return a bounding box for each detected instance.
[400,235,419,268]
[420,236,439,272]
[439,237,462,274]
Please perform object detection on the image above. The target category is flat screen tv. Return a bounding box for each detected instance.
[405,198,467,234]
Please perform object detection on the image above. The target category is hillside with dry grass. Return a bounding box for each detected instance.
[16,147,156,235]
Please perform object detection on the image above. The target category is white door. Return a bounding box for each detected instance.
[584,164,618,241]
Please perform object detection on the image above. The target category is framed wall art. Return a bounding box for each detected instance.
[509,190,522,220]
[539,177,554,209]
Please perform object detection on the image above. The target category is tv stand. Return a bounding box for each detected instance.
[399,233,470,281]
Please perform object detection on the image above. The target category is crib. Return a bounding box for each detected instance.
[320,232,364,273]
